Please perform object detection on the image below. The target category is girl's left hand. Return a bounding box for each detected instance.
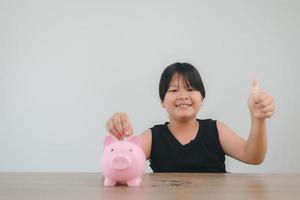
[248,80,275,119]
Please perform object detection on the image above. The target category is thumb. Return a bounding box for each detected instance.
[251,79,260,94]
[124,123,133,136]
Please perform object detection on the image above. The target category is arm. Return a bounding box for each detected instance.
[140,129,152,160]
[217,120,267,164]
[218,80,275,165]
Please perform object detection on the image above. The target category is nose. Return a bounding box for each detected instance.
[177,90,189,100]
[177,88,189,100]
[110,155,132,170]
[178,96,188,100]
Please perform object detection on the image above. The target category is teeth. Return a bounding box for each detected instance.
[176,104,191,108]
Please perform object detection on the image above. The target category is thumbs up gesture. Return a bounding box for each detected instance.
[248,80,275,119]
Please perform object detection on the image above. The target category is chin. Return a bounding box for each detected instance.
[175,115,195,122]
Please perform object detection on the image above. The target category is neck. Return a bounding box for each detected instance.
[168,118,198,133]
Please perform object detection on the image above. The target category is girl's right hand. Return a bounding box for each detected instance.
[105,112,133,140]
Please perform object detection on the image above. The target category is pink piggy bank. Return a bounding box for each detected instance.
[101,135,146,187]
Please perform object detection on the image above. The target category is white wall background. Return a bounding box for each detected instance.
[1,0,299,172]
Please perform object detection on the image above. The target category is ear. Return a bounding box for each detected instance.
[104,135,117,147]
[127,135,142,148]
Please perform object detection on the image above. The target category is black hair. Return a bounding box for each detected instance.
[159,62,206,101]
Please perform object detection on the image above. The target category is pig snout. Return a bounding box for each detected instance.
[110,155,132,170]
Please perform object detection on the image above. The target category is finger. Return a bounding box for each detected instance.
[119,113,134,136]
[107,120,122,138]
[252,79,260,94]
[265,111,274,118]
[251,80,262,104]
[115,132,124,140]
[125,122,133,136]
[254,91,270,105]
[113,131,123,140]
[259,111,274,118]
[253,95,263,104]
[257,95,273,109]
[112,113,124,134]
[120,113,129,135]
[105,119,115,133]
[112,125,124,140]
[259,103,275,113]
[121,113,133,136]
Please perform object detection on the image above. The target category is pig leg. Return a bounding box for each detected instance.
[104,178,117,186]
[127,177,141,187]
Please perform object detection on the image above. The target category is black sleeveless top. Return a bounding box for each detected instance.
[149,119,226,173]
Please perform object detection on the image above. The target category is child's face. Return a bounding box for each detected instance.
[161,73,203,122]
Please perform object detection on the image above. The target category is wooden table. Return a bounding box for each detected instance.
[1,173,300,200]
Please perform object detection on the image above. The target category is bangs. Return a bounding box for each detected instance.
[177,63,204,92]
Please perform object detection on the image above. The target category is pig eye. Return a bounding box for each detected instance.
[129,148,133,152]
[110,149,114,151]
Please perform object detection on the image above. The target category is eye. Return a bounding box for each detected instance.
[169,89,177,92]
[187,87,196,91]
[110,149,114,151]
[129,148,133,152]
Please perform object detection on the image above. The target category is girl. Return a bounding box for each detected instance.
[105,63,275,172]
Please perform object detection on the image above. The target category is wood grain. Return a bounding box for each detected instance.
[1,173,300,200]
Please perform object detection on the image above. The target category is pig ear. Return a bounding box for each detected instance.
[127,135,142,147]
[104,135,117,147]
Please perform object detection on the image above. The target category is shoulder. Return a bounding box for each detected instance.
[139,129,152,160]
[215,120,233,138]
[140,128,152,139]
[216,120,231,133]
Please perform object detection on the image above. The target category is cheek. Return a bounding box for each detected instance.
[163,95,175,104]
[192,96,203,106]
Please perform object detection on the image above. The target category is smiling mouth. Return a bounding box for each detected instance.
[175,104,192,108]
